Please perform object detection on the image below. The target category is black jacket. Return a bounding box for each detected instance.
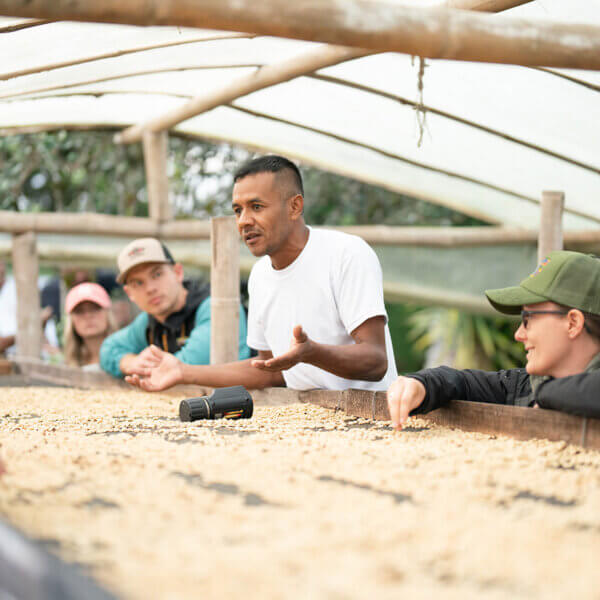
[146,281,209,353]
[408,354,600,419]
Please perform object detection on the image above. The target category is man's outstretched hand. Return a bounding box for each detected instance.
[125,346,183,392]
[387,376,426,430]
[251,325,313,372]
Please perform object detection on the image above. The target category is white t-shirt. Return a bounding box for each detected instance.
[0,275,59,355]
[247,228,398,391]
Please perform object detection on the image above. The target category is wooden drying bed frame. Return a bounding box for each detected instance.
[4,358,599,451]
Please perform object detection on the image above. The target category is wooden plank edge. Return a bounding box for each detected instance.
[11,358,129,390]
[300,389,600,450]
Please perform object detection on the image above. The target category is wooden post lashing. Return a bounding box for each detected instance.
[538,191,565,263]
[142,130,171,222]
[11,232,42,358]
[210,216,240,365]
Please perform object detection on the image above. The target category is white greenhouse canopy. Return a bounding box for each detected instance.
[0,0,599,229]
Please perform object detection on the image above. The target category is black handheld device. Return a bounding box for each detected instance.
[179,386,253,422]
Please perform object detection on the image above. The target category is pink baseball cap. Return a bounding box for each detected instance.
[65,282,111,314]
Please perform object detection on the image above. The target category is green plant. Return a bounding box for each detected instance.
[408,307,526,371]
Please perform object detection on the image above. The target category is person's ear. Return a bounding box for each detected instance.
[173,263,185,283]
[123,284,135,303]
[288,194,304,220]
[567,309,586,339]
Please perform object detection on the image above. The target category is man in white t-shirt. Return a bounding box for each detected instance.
[126,155,397,392]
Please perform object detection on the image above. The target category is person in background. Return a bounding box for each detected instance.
[387,251,600,427]
[63,282,116,371]
[100,238,250,378]
[0,260,15,355]
[0,259,58,357]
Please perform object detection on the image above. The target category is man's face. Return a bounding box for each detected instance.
[123,262,184,320]
[232,172,292,257]
[514,301,571,377]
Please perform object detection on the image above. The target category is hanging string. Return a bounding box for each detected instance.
[413,56,428,147]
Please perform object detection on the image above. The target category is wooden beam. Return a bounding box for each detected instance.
[446,0,532,11]
[12,357,130,390]
[210,216,240,365]
[538,191,565,262]
[2,1,599,70]
[142,130,171,222]
[0,18,52,33]
[0,63,263,101]
[0,211,210,239]
[305,389,600,450]
[1,211,600,248]
[114,45,369,144]
[11,232,41,359]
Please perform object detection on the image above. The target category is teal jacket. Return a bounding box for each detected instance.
[100,296,250,377]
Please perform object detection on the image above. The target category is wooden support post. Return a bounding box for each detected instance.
[210,216,240,365]
[11,232,42,359]
[538,191,565,263]
[142,130,171,222]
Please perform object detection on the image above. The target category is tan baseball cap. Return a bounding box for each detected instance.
[117,238,175,284]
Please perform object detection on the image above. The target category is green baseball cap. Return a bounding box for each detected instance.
[485,251,600,316]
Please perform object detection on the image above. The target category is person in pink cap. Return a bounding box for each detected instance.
[63,282,116,370]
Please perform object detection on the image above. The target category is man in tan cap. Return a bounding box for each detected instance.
[387,251,600,428]
[100,238,250,378]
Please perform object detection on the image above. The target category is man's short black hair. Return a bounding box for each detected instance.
[233,155,304,196]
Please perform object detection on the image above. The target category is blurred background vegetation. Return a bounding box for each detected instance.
[0,129,525,373]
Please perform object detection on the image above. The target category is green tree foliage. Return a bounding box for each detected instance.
[0,129,485,227]
[408,307,526,371]
[301,169,484,227]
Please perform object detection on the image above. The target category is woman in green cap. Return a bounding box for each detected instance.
[387,251,600,429]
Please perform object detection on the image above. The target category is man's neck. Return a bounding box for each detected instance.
[153,286,188,324]
[270,224,310,270]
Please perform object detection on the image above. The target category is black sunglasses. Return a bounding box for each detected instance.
[520,309,568,329]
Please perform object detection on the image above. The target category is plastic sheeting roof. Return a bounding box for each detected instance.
[0,0,599,228]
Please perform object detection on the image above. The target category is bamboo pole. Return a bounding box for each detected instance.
[2,1,599,70]
[0,33,252,82]
[210,216,240,365]
[11,232,42,359]
[114,45,369,144]
[0,63,263,101]
[143,131,171,222]
[1,211,600,247]
[0,18,52,33]
[446,0,531,10]
[538,191,565,263]
[0,211,211,238]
